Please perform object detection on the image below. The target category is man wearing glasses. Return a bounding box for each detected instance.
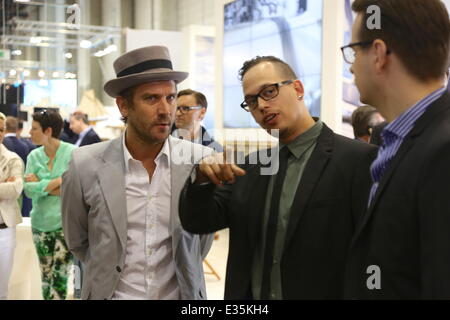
[343,0,450,299]
[179,55,377,299]
[171,89,222,152]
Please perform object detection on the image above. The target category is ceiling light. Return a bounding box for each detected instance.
[38,70,45,78]
[79,40,92,49]
[52,71,60,78]
[23,70,30,77]
[30,37,42,44]
[9,69,17,76]
[15,0,31,3]
[11,50,22,56]
[65,52,72,59]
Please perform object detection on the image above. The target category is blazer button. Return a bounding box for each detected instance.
[116,266,121,272]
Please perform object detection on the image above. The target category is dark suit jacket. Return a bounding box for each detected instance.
[345,91,450,299]
[179,124,377,299]
[79,128,101,147]
[3,135,29,164]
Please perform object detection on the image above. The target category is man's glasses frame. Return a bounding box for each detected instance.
[240,79,294,112]
[340,40,374,64]
[176,105,204,114]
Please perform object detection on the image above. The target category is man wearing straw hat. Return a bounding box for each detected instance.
[61,46,214,300]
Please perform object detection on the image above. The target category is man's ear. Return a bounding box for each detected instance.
[198,107,206,121]
[373,39,390,73]
[116,96,129,119]
[293,79,305,97]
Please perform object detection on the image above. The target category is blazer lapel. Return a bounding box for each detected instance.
[97,137,128,250]
[284,124,333,248]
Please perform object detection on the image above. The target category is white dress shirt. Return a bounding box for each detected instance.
[112,135,179,300]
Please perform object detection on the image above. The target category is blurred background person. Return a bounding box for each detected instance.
[69,111,101,147]
[3,117,33,217]
[172,89,222,152]
[350,105,384,143]
[369,121,388,147]
[3,116,29,164]
[60,119,78,144]
[17,121,36,152]
[0,112,24,300]
[24,110,75,300]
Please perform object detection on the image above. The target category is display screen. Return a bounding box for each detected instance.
[223,0,323,128]
[23,79,77,110]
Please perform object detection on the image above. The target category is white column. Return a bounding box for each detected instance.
[101,0,121,106]
[77,0,91,106]
[134,0,153,29]
[320,0,345,133]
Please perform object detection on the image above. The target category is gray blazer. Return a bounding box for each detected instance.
[61,135,214,300]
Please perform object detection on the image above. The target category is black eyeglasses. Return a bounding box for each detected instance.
[241,80,294,112]
[340,41,374,64]
[176,105,203,114]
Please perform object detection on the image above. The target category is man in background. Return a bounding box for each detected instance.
[3,116,32,217]
[350,105,384,143]
[172,89,222,152]
[69,111,101,147]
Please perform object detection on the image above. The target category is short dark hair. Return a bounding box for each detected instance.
[238,56,297,81]
[5,116,18,132]
[351,105,379,138]
[352,0,450,81]
[71,111,89,124]
[118,86,138,124]
[177,89,208,109]
[32,109,63,138]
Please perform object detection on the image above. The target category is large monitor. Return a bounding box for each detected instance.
[222,0,323,128]
[23,79,77,110]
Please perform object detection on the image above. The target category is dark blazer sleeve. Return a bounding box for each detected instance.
[80,129,101,146]
[418,140,450,298]
[179,169,233,234]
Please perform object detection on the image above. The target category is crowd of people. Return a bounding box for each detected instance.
[1,0,450,300]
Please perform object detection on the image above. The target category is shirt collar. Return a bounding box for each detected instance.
[4,133,16,138]
[122,131,170,173]
[383,87,446,141]
[78,127,91,139]
[281,120,323,159]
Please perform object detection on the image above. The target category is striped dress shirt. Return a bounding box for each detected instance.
[368,87,446,207]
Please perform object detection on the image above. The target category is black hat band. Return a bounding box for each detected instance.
[117,59,173,77]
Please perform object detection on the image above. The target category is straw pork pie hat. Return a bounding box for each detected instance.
[104,45,188,98]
